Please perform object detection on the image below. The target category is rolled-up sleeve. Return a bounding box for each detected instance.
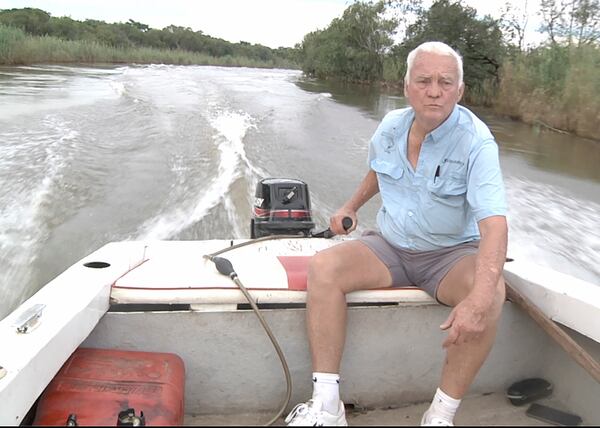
[466,139,507,222]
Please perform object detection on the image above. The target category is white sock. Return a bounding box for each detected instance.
[425,388,461,424]
[311,372,340,414]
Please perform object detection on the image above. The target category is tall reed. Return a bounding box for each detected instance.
[0,24,25,63]
[494,45,600,140]
[0,25,296,69]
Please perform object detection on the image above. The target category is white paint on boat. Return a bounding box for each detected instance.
[0,242,146,426]
[504,259,600,342]
[111,239,434,306]
[0,238,598,425]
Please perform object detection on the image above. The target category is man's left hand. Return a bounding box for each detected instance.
[440,296,492,348]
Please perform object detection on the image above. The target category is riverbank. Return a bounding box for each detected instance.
[0,25,297,69]
[1,24,597,140]
[379,78,599,142]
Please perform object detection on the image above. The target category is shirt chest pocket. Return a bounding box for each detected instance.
[427,174,467,200]
[371,159,404,182]
[423,175,468,234]
[370,159,407,211]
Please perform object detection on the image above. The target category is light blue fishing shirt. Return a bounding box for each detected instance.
[368,104,507,251]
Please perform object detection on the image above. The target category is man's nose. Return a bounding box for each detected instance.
[426,81,442,98]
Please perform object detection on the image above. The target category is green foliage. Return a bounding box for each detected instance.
[496,44,600,139]
[0,24,296,68]
[1,3,598,138]
[0,7,50,35]
[392,0,506,98]
[0,7,299,67]
[299,1,396,81]
[523,45,570,95]
[0,24,25,63]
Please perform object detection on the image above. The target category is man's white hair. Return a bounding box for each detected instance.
[404,41,463,84]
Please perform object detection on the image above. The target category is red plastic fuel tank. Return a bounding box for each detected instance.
[33,347,185,426]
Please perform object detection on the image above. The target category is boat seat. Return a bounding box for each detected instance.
[109,240,435,307]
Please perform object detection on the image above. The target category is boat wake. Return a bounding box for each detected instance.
[506,176,600,284]
[136,109,267,241]
[0,116,80,319]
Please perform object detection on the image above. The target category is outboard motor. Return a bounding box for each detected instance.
[251,178,315,238]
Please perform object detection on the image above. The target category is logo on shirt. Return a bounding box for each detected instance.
[442,158,465,166]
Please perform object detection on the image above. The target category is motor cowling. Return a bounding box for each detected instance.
[251,178,315,238]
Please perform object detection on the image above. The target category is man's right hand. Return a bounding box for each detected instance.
[329,210,357,235]
[328,169,378,236]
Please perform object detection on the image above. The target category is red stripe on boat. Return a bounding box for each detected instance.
[254,207,271,217]
[277,256,311,290]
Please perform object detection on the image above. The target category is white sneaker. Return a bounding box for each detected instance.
[285,398,347,426]
[421,409,454,426]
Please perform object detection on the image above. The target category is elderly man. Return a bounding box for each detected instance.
[285,41,508,426]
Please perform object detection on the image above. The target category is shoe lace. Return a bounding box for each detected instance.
[285,400,321,425]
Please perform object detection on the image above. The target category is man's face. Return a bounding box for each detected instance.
[404,52,464,130]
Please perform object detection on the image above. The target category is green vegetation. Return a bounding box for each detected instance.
[387,0,505,100]
[1,2,599,139]
[295,0,599,140]
[0,25,292,67]
[296,0,506,92]
[0,7,298,68]
[496,44,600,139]
[300,1,396,81]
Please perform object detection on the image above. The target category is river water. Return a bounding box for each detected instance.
[1,65,599,320]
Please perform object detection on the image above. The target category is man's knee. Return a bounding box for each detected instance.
[307,250,340,294]
[307,241,392,297]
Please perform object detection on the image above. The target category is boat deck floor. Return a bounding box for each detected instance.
[184,391,553,425]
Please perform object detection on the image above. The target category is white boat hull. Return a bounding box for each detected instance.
[1,238,599,425]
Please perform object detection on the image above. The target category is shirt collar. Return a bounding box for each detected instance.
[429,105,459,143]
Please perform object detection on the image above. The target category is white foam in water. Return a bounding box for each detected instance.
[0,116,79,319]
[223,195,244,239]
[137,109,265,240]
[506,176,600,284]
[108,80,126,97]
[0,66,126,120]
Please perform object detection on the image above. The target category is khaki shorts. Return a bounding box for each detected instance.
[357,230,480,304]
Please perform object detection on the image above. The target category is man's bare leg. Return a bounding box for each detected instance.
[418,255,505,425]
[306,240,393,373]
[435,254,506,399]
[284,240,393,423]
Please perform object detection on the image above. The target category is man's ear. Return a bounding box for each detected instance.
[458,82,465,101]
[403,79,409,98]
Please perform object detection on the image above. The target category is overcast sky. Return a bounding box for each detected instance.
[0,0,542,49]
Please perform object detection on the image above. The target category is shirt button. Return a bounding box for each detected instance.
[408,211,414,217]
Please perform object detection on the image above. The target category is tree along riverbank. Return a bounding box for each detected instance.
[298,1,599,141]
[2,23,597,141]
[0,24,297,69]
[1,1,598,140]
